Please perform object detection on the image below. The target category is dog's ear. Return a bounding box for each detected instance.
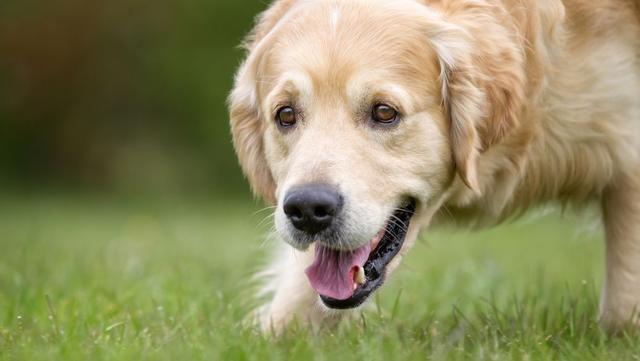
[242,0,298,51]
[229,82,276,204]
[437,7,526,192]
[229,0,298,204]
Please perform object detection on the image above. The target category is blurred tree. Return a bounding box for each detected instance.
[0,0,266,194]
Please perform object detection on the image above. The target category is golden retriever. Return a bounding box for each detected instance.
[228,0,640,333]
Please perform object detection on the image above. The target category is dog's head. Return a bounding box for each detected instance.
[229,0,525,308]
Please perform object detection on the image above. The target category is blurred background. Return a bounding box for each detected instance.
[0,0,266,196]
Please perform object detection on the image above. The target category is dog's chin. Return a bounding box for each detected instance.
[304,199,417,310]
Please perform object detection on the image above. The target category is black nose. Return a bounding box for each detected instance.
[283,184,343,235]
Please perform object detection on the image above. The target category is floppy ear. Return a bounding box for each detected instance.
[229,79,276,204]
[437,7,526,192]
[443,65,484,191]
[229,0,299,204]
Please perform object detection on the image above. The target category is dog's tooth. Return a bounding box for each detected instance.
[355,266,366,285]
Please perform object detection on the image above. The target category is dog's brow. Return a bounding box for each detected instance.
[346,76,414,113]
[264,73,313,107]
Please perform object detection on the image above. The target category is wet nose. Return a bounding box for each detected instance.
[283,184,343,235]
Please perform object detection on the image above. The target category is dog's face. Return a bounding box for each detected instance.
[261,7,452,248]
[230,0,524,308]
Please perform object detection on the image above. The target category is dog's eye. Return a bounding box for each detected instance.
[372,104,398,124]
[276,106,297,127]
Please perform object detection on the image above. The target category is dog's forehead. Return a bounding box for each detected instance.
[259,1,439,101]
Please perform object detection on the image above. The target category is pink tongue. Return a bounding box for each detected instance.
[305,243,371,300]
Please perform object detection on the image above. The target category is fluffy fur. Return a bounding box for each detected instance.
[229,0,640,333]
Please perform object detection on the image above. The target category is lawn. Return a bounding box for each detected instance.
[1,193,639,360]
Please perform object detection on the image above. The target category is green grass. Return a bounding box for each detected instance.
[1,193,639,360]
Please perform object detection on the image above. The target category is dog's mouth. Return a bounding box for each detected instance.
[304,200,416,309]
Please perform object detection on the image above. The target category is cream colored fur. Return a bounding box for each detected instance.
[229,0,640,333]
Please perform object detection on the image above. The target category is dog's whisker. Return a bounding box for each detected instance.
[251,205,278,217]
[256,212,276,228]
[387,215,410,232]
[440,205,455,222]
[258,227,280,249]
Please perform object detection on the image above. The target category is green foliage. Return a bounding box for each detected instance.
[0,0,266,193]
[1,195,639,360]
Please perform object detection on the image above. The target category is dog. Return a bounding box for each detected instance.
[228,0,640,333]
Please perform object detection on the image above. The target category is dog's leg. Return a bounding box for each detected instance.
[253,243,348,334]
[600,168,640,332]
